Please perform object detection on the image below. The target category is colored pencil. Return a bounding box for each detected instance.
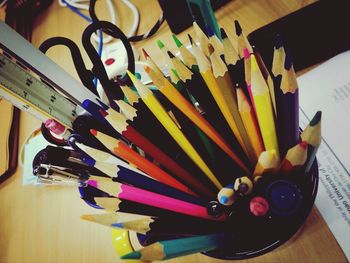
[127,71,223,189]
[193,21,210,56]
[234,20,253,58]
[271,34,286,79]
[250,54,279,158]
[87,177,226,221]
[301,111,322,172]
[280,141,308,174]
[156,39,174,68]
[82,213,223,236]
[93,197,200,218]
[220,28,245,88]
[252,150,279,182]
[90,129,196,196]
[190,35,250,169]
[237,86,264,160]
[114,99,137,121]
[205,25,224,55]
[143,52,248,172]
[78,143,206,204]
[208,44,256,164]
[172,34,197,69]
[105,101,214,197]
[275,47,299,158]
[120,233,227,260]
[119,83,215,197]
[217,183,235,206]
[120,84,139,105]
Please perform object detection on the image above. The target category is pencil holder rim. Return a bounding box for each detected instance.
[202,159,319,260]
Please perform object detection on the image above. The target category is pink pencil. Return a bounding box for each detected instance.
[87,177,226,221]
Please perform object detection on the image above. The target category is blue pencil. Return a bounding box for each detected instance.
[78,143,205,205]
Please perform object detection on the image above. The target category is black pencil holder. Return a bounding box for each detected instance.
[203,159,319,260]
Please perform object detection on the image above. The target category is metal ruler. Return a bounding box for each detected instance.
[0,50,78,128]
[0,21,102,129]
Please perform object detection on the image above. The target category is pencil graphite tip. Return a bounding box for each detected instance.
[81,214,95,221]
[120,251,142,260]
[208,43,215,55]
[156,39,165,49]
[83,156,96,167]
[172,34,182,47]
[234,20,242,36]
[300,141,308,149]
[90,129,97,136]
[126,70,138,84]
[220,28,228,39]
[99,109,108,117]
[167,50,175,59]
[243,48,250,60]
[141,48,149,59]
[310,111,322,126]
[188,34,193,45]
[143,65,151,73]
[205,25,215,37]
[275,34,283,49]
[284,49,293,70]
[82,99,91,109]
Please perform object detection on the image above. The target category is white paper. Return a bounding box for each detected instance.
[298,50,350,260]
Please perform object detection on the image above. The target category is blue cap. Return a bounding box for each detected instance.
[265,180,302,216]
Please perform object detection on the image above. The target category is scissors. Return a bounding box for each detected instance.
[38,17,135,147]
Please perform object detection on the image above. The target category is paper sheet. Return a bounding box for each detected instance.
[298,50,350,260]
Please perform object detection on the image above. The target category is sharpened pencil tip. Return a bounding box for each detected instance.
[284,49,293,70]
[250,54,259,72]
[207,44,215,55]
[310,111,322,126]
[243,48,250,60]
[90,129,97,136]
[81,214,94,221]
[120,251,142,260]
[167,50,175,58]
[188,34,193,45]
[220,28,228,39]
[234,20,242,36]
[141,48,149,59]
[275,34,283,49]
[83,156,96,167]
[126,70,137,84]
[205,25,215,37]
[156,39,165,49]
[172,34,182,47]
[143,65,151,73]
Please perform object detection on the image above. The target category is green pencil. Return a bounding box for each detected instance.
[120,233,227,261]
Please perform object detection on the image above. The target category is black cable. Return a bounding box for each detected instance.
[128,13,165,42]
[39,37,98,96]
[82,20,135,92]
[88,0,164,43]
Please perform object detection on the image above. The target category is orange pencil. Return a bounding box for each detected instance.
[90,129,196,196]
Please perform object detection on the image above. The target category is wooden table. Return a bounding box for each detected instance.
[0,1,347,262]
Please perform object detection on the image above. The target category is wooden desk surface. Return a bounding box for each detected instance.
[0,1,347,262]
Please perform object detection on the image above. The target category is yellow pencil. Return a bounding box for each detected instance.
[127,71,223,189]
[250,54,279,158]
[252,150,279,182]
[236,86,264,160]
[144,64,248,174]
[208,44,256,164]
